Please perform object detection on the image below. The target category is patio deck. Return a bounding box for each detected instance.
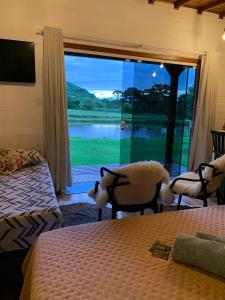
[65,163,187,194]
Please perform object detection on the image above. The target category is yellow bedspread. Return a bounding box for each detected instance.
[20,206,225,300]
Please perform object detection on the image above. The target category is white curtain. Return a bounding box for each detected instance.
[43,26,72,191]
[188,52,218,171]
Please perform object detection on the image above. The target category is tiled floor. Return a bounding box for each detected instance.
[57,190,218,221]
[58,191,217,206]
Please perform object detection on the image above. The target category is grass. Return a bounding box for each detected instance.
[70,136,189,167]
[68,109,170,124]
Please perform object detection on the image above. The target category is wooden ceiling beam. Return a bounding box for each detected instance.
[198,0,225,15]
[148,0,155,4]
[174,0,190,10]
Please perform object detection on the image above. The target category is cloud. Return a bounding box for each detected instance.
[90,90,114,99]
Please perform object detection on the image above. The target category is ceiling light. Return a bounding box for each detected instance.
[160,63,164,68]
[223,28,225,41]
[152,72,156,77]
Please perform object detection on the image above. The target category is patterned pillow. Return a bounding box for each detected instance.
[0,148,45,175]
[0,151,27,175]
[13,148,45,165]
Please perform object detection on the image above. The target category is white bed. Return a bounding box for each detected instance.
[20,206,225,300]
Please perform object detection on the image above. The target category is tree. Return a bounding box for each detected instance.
[122,103,132,113]
[113,90,122,100]
[177,87,194,119]
[122,87,142,102]
[67,96,79,109]
[147,84,170,97]
[66,81,97,110]
[81,100,95,110]
[119,84,171,114]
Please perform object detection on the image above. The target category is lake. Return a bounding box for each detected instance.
[69,123,168,139]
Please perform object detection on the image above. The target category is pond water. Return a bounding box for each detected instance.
[69,123,168,139]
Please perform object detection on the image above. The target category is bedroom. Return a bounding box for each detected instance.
[1,0,225,299]
[1,0,225,150]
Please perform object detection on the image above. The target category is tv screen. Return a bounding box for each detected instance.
[0,39,35,83]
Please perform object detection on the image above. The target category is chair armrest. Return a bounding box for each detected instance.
[100,167,126,178]
[95,181,100,193]
[170,177,202,191]
[171,163,215,191]
[195,163,214,173]
[198,163,215,193]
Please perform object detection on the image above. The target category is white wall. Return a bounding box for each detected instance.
[0,0,225,150]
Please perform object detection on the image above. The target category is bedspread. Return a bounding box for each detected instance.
[20,206,225,300]
[0,162,63,252]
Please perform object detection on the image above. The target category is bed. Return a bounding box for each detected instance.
[0,162,63,253]
[20,206,225,300]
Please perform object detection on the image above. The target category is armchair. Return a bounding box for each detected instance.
[169,155,225,209]
[88,161,170,220]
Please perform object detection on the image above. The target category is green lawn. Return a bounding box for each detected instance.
[68,109,169,124]
[70,136,189,167]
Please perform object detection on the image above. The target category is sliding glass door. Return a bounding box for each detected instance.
[64,53,196,192]
[120,60,196,174]
[121,61,170,164]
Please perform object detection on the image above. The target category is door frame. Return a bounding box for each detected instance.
[64,44,201,167]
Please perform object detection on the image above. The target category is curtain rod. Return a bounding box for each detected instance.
[36,28,206,56]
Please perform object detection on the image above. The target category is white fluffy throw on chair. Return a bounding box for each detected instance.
[169,154,225,197]
[88,161,170,208]
[203,154,225,193]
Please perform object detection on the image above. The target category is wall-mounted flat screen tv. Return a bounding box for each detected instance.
[0,39,35,83]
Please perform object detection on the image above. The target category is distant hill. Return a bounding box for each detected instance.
[66,82,96,101]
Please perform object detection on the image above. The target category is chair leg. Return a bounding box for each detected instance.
[203,195,208,207]
[98,208,102,221]
[112,209,117,219]
[140,209,144,215]
[152,202,158,213]
[159,204,163,213]
[216,189,221,205]
[177,195,182,210]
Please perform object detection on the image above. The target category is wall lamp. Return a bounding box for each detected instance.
[223,28,225,40]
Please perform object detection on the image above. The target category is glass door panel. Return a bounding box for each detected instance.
[172,66,196,173]
[65,54,124,193]
[121,60,171,163]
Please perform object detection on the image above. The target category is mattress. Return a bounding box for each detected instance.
[0,162,63,253]
[20,206,225,300]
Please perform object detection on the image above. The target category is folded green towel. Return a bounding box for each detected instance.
[172,234,225,279]
[196,231,225,244]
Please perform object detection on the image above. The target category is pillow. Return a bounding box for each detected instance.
[0,148,45,175]
[13,148,45,165]
[0,152,28,175]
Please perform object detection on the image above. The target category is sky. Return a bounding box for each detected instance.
[64,54,196,99]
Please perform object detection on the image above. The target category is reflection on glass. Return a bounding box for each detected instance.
[121,61,170,164]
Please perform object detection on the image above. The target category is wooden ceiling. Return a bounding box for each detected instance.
[148,0,225,19]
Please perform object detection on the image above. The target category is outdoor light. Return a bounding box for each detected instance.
[152,72,157,77]
[223,28,225,41]
[160,63,164,68]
